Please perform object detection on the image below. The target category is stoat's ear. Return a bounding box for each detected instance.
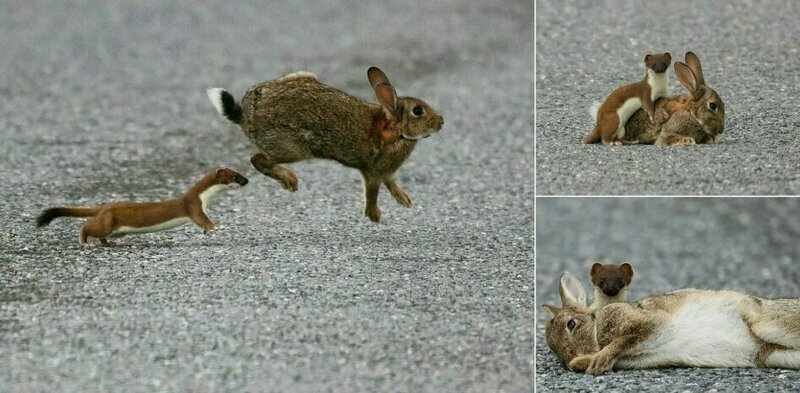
[620,263,634,279]
[590,262,603,278]
[216,168,227,179]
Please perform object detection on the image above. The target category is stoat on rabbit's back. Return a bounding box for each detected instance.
[583,52,672,145]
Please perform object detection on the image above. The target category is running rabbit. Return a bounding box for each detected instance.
[208,67,444,222]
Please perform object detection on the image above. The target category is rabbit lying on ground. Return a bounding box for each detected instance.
[544,272,800,374]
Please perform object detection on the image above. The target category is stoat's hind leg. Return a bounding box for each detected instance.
[99,238,115,247]
[80,214,114,248]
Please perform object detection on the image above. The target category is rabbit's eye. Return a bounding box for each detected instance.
[567,319,577,331]
[709,102,717,111]
[412,106,425,117]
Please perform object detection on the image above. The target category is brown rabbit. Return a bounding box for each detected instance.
[623,51,725,145]
[207,68,444,222]
[544,272,800,374]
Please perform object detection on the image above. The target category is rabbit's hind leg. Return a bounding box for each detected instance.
[756,344,800,369]
[750,315,800,350]
[251,151,303,192]
[656,132,696,146]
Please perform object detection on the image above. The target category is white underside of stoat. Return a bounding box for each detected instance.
[589,287,629,310]
[110,184,236,237]
[613,70,671,139]
[615,294,760,369]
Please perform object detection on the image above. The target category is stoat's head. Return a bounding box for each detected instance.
[645,52,672,74]
[590,262,634,297]
[214,168,249,188]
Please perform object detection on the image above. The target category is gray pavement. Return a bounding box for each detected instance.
[0,1,534,392]
[536,0,800,195]
[536,198,800,392]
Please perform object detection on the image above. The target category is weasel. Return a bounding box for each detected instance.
[589,262,634,310]
[36,168,248,247]
[582,52,672,145]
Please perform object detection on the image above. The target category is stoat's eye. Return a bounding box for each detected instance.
[567,319,577,331]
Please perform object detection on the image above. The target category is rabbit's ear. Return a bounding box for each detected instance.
[675,63,699,95]
[367,66,393,88]
[374,84,397,113]
[559,272,587,307]
[368,67,397,113]
[684,51,704,86]
[542,304,560,319]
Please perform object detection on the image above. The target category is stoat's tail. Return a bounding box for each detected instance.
[206,88,243,125]
[36,207,100,227]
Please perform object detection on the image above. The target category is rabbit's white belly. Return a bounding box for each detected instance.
[617,296,760,369]
[614,97,642,139]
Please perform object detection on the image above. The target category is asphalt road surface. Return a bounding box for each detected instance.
[536,0,800,195]
[536,198,800,392]
[0,1,534,392]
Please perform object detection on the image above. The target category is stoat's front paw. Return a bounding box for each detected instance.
[203,225,222,235]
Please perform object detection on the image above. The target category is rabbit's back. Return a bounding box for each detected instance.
[239,76,380,167]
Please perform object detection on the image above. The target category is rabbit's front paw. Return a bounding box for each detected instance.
[278,171,298,192]
[365,205,382,223]
[678,137,696,146]
[585,351,615,374]
[706,135,717,144]
[390,187,413,208]
[568,355,592,372]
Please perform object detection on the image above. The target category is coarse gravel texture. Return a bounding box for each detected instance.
[535,0,800,195]
[0,1,534,392]
[535,198,800,392]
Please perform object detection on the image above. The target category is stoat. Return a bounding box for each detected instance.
[583,52,672,145]
[589,262,634,310]
[36,168,248,247]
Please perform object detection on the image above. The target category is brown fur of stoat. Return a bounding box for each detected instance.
[36,168,248,247]
[583,52,672,145]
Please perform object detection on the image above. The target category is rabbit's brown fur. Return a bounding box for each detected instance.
[544,273,800,374]
[209,68,443,222]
